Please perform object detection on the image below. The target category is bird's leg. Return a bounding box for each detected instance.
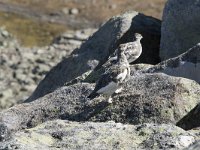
[115,87,123,93]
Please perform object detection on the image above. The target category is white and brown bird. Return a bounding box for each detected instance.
[88,44,130,103]
[124,33,143,63]
[108,33,143,65]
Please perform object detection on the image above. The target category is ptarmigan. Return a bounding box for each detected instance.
[88,44,130,103]
[108,33,143,65]
[124,33,143,63]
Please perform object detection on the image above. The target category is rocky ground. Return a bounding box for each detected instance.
[0,0,200,149]
[0,27,96,111]
[1,120,199,149]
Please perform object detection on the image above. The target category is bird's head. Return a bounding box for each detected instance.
[134,33,143,41]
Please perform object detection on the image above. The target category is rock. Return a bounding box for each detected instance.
[27,11,161,102]
[0,27,19,49]
[0,28,93,111]
[109,4,117,10]
[52,28,96,44]
[69,8,79,15]
[177,103,200,130]
[62,7,69,15]
[0,120,198,149]
[1,73,199,137]
[186,141,200,150]
[88,73,200,124]
[160,0,200,60]
[142,43,200,83]
[1,30,9,37]
[0,123,10,142]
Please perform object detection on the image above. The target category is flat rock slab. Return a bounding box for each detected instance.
[0,120,199,150]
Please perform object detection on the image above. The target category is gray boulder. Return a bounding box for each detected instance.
[0,120,198,150]
[1,73,199,140]
[160,0,200,60]
[27,11,161,102]
[141,43,200,83]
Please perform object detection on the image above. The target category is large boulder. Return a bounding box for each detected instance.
[1,73,199,139]
[160,0,200,60]
[0,120,198,150]
[141,43,200,83]
[27,11,161,102]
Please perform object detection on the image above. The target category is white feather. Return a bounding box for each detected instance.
[97,81,118,95]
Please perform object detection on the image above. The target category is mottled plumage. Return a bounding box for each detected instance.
[107,33,143,65]
[124,33,143,63]
[88,44,130,103]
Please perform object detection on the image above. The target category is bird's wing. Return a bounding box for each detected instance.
[126,42,140,54]
[106,65,129,82]
[102,56,117,68]
[88,64,129,98]
[88,72,114,98]
[125,42,142,63]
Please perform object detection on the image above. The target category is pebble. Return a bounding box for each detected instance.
[62,8,70,15]
[69,8,79,15]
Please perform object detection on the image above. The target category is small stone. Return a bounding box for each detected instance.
[1,30,9,38]
[75,31,89,40]
[69,8,79,15]
[1,89,13,99]
[67,39,82,45]
[109,4,117,9]
[62,8,69,14]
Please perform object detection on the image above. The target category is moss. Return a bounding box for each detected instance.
[0,11,67,47]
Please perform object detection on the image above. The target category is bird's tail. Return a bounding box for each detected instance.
[87,92,99,99]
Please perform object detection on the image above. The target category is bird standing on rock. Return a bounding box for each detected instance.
[88,44,131,103]
[107,33,143,65]
[124,33,143,63]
